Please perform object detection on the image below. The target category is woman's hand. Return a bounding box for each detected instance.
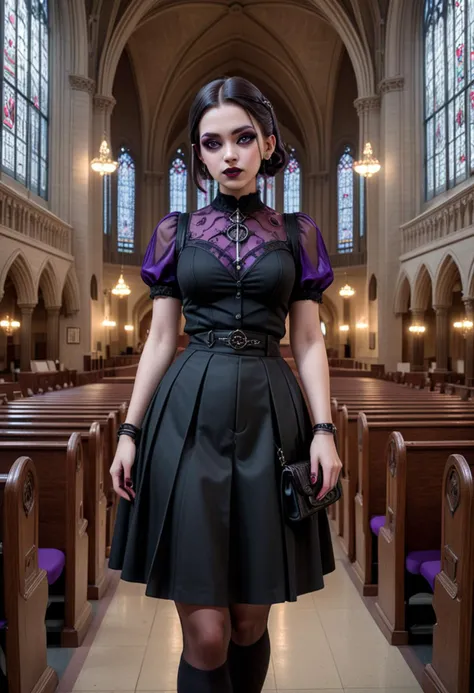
[110,436,137,502]
[310,433,342,500]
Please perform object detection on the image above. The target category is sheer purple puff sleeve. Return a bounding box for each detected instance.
[140,212,182,300]
[289,213,334,304]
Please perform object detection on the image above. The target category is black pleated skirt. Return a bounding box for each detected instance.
[108,342,335,606]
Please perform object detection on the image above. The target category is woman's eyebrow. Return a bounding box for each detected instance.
[200,125,256,139]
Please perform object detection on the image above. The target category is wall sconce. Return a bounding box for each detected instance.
[339,324,350,332]
[453,319,474,337]
[409,324,426,334]
[0,315,21,335]
[124,324,134,332]
[356,319,368,329]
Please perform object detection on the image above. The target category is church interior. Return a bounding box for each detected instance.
[0,0,473,692]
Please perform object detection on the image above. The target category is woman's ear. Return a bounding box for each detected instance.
[264,134,277,159]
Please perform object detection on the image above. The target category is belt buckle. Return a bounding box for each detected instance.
[228,329,248,350]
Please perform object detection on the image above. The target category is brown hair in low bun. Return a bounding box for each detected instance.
[189,76,289,192]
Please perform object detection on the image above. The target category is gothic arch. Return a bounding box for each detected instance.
[468,258,474,297]
[98,0,375,101]
[384,0,423,78]
[393,271,411,314]
[0,250,36,305]
[411,264,433,312]
[62,265,81,316]
[434,253,463,306]
[37,259,62,308]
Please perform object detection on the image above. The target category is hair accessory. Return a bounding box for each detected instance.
[261,97,272,109]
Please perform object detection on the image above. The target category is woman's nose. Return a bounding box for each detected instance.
[223,146,238,163]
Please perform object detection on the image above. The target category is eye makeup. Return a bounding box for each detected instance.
[201,132,257,150]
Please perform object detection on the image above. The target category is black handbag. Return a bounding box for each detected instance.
[276,443,343,522]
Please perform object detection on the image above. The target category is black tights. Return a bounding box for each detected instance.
[176,603,271,693]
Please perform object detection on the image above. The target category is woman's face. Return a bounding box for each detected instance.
[197,102,276,198]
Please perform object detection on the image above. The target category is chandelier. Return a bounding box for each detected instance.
[356,319,368,329]
[339,324,350,332]
[91,136,118,176]
[111,270,131,298]
[354,142,381,178]
[124,324,134,332]
[0,315,20,335]
[339,284,355,298]
[102,318,116,328]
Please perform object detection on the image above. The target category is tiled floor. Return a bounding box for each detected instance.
[66,538,422,692]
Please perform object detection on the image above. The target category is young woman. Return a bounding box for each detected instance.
[109,76,342,693]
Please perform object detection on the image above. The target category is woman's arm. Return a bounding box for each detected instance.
[289,299,342,498]
[123,296,182,428]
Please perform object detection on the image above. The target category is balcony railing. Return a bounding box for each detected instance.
[401,184,474,255]
[0,181,72,255]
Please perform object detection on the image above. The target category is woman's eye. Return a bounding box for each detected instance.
[239,134,256,144]
[203,140,219,150]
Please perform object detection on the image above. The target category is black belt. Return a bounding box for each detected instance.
[188,329,281,357]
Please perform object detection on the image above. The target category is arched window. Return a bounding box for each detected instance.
[284,147,301,213]
[170,148,187,212]
[337,146,354,253]
[257,174,275,208]
[424,0,474,200]
[2,0,49,198]
[117,147,135,253]
[197,177,219,209]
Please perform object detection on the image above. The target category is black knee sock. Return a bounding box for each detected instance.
[177,654,232,693]
[227,628,271,693]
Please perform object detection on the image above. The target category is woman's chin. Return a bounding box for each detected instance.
[219,176,257,195]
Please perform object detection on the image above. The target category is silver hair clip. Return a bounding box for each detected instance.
[261,98,272,110]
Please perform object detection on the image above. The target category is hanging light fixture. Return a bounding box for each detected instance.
[102,318,116,328]
[339,284,355,298]
[354,142,381,178]
[91,135,118,176]
[111,268,131,298]
[356,319,368,329]
[124,324,134,332]
[339,324,350,332]
[0,315,20,335]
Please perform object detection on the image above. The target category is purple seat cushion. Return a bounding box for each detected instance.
[38,548,65,585]
[370,515,385,536]
[406,549,441,575]
[420,560,441,591]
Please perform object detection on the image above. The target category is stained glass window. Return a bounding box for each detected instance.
[117,148,135,253]
[337,146,354,253]
[424,0,474,199]
[103,174,111,235]
[284,147,301,213]
[257,174,276,208]
[170,148,187,212]
[197,177,219,209]
[2,0,49,197]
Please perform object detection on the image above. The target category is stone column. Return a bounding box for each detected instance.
[18,304,36,371]
[307,172,329,242]
[143,171,165,250]
[410,309,426,372]
[46,306,61,362]
[434,305,450,372]
[463,297,474,386]
[372,77,406,371]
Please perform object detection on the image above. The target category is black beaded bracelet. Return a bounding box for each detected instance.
[117,423,142,444]
[312,423,337,436]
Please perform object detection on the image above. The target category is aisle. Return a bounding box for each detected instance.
[61,538,422,692]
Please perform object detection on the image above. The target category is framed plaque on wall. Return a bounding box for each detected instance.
[67,327,81,344]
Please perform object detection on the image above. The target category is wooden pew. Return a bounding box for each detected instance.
[0,456,58,693]
[355,417,474,597]
[423,454,474,693]
[0,424,107,600]
[0,436,92,646]
[337,404,474,561]
[375,434,474,645]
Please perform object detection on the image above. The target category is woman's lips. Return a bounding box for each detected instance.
[223,169,242,178]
